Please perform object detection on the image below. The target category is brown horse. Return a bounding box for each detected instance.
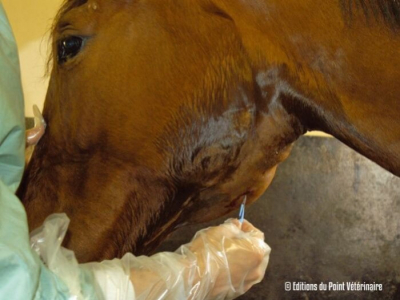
[18,0,400,263]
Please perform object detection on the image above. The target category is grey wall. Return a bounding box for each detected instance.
[156,136,400,300]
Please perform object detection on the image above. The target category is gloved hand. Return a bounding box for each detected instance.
[31,214,271,300]
[25,105,46,147]
[183,218,270,299]
[25,105,46,164]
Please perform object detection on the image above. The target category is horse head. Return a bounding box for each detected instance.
[19,0,400,262]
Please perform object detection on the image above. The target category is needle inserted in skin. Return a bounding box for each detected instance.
[239,196,247,224]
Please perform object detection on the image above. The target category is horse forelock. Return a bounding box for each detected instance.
[340,0,400,28]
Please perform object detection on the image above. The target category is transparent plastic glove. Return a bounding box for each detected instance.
[30,214,270,300]
[25,105,46,164]
[184,218,270,299]
[26,104,46,147]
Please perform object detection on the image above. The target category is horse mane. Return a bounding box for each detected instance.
[340,0,400,28]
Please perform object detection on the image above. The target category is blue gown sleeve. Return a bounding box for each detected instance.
[0,4,73,299]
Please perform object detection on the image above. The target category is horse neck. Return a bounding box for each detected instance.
[18,135,179,262]
[213,0,400,175]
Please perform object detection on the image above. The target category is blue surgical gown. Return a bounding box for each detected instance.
[0,3,75,299]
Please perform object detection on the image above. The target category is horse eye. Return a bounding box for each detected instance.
[57,36,84,64]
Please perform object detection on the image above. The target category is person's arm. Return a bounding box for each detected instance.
[31,213,270,300]
[127,219,270,300]
[74,218,270,300]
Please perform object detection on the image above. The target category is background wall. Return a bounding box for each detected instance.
[2,0,63,117]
